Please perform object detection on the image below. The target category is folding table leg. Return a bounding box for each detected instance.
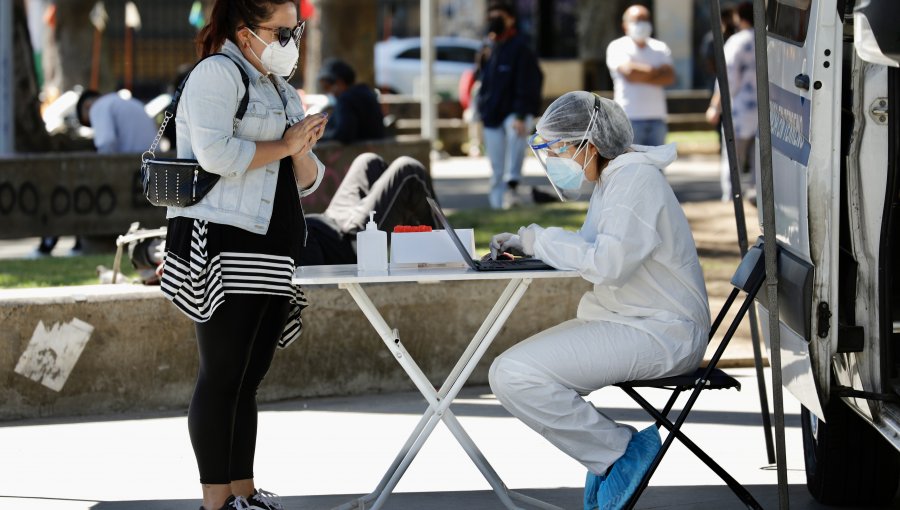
[333,279,560,510]
[441,411,565,510]
[342,283,441,402]
[437,278,524,398]
[369,278,533,510]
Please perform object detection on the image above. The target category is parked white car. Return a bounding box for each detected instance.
[374,36,482,100]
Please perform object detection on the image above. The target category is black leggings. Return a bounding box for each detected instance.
[188,293,290,484]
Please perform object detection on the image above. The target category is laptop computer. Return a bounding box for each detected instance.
[426,197,555,272]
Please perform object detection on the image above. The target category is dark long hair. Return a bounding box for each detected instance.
[197,0,295,58]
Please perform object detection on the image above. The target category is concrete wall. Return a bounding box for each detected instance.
[0,277,591,421]
[0,137,430,239]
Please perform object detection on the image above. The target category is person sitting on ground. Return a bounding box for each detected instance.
[487,91,710,510]
[76,89,157,154]
[300,152,439,266]
[36,89,158,256]
[317,58,386,144]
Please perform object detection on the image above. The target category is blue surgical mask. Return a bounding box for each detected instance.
[531,107,600,198]
[545,156,586,190]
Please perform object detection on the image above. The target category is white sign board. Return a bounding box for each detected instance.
[15,318,95,392]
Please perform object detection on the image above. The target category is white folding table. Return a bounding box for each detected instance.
[293,264,579,510]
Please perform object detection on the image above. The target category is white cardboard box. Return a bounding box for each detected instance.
[389,229,475,267]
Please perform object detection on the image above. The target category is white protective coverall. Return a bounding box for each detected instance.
[488,143,710,475]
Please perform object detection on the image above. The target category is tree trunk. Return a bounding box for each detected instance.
[12,0,51,152]
[43,0,112,96]
[304,0,377,93]
[576,0,623,91]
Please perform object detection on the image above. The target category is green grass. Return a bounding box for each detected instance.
[0,205,585,289]
[447,202,589,255]
[0,253,136,289]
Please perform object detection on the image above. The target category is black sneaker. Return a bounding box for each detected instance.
[246,488,285,510]
[532,186,560,204]
[200,495,246,510]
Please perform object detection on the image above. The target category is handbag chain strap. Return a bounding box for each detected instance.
[142,112,171,164]
[141,52,250,165]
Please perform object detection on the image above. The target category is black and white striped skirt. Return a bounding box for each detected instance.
[160,218,308,349]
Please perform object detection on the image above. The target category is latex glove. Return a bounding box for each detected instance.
[490,232,523,260]
[517,224,538,256]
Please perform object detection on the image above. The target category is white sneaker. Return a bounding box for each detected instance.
[503,189,522,208]
[489,189,506,210]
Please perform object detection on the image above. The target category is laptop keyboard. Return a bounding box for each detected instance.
[478,259,517,268]
[478,258,548,269]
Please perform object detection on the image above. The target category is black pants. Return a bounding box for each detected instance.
[300,153,439,266]
[188,293,290,484]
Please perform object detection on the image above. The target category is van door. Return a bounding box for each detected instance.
[761,0,843,419]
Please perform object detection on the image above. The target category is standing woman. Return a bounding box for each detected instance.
[487,91,710,510]
[160,1,327,509]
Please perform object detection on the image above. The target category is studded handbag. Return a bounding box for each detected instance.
[140,53,249,207]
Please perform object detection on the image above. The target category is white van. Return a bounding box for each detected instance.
[762,0,899,505]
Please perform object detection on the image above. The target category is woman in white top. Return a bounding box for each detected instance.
[488,91,710,510]
[160,1,327,509]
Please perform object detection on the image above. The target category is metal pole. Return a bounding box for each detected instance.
[751,0,789,507]
[420,0,436,147]
[706,0,776,464]
[747,297,775,463]
[0,0,14,154]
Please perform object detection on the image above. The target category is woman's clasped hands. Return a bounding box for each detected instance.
[283,112,328,157]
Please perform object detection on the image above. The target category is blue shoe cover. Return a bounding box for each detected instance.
[583,470,606,510]
[597,425,662,510]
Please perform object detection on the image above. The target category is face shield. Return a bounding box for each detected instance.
[529,106,600,201]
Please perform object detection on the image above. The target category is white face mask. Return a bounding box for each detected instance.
[626,21,653,43]
[546,156,589,190]
[248,29,299,76]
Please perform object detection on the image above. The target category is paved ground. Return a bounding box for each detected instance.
[2,153,850,509]
[5,367,897,510]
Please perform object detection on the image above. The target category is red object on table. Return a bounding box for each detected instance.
[393,225,433,233]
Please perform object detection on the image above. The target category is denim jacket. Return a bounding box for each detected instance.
[167,40,324,234]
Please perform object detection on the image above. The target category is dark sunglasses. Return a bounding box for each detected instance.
[248,20,305,47]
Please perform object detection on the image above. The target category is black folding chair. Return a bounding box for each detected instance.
[615,243,767,510]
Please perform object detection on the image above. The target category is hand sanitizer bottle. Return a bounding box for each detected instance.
[356,211,388,272]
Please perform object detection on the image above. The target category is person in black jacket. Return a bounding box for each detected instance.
[476,1,543,209]
[317,58,386,144]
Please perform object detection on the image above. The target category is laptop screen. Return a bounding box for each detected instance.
[426,197,479,270]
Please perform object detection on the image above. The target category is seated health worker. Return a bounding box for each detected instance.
[487,91,710,510]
